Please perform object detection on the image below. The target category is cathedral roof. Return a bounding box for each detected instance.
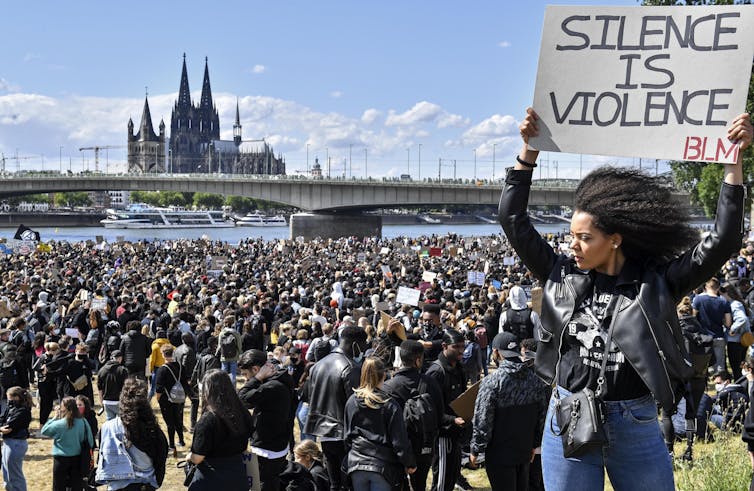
[199,57,213,110]
[177,53,192,108]
[136,96,159,142]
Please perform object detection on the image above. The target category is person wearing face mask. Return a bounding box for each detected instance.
[303,325,367,491]
[383,340,444,491]
[237,349,295,491]
[706,370,749,431]
[425,329,468,491]
[33,342,60,427]
[75,395,98,448]
[407,304,444,372]
[64,344,95,404]
[0,386,33,491]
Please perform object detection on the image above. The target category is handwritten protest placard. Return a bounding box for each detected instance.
[396,286,421,306]
[530,5,754,163]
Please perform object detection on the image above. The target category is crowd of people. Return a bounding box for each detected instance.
[0,110,750,491]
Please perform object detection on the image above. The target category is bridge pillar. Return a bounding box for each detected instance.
[289,212,382,240]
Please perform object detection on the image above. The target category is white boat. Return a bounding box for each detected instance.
[235,212,287,227]
[100,203,236,229]
[417,214,442,224]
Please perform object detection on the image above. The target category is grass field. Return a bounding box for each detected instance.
[16,385,754,491]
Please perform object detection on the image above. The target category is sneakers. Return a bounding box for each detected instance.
[455,474,474,491]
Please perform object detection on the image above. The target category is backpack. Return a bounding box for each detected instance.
[404,378,438,455]
[220,331,239,359]
[164,364,186,404]
[0,362,20,390]
[504,308,534,341]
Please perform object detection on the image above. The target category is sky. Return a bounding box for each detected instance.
[0,0,657,179]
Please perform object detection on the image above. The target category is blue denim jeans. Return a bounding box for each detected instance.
[222,360,238,385]
[2,438,28,491]
[296,401,316,441]
[148,371,157,399]
[103,401,119,421]
[351,470,392,491]
[542,387,673,491]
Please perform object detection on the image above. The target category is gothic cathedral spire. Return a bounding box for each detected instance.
[200,56,213,110]
[177,53,191,108]
[233,98,242,146]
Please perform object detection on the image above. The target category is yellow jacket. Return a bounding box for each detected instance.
[149,338,173,372]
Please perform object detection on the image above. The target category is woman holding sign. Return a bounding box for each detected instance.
[499,107,751,490]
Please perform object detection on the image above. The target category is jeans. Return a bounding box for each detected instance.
[296,401,316,441]
[222,360,238,385]
[2,438,28,491]
[148,372,157,399]
[350,470,392,491]
[712,338,727,372]
[542,387,673,491]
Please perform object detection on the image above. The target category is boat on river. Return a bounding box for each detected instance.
[100,203,235,229]
[235,212,287,227]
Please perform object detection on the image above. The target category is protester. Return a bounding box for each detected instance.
[693,278,732,374]
[217,320,242,385]
[238,348,295,491]
[41,396,94,491]
[499,285,542,342]
[294,440,330,491]
[383,340,443,491]
[153,345,190,454]
[721,282,750,380]
[147,331,171,399]
[97,350,129,420]
[470,332,549,490]
[500,107,752,490]
[426,329,467,491]
[343,356,416,490]
[95,378,168,491]
[0,386,33,491]
[187,369,253,490]
[303,325,367,491]
[33,342,60,427]
[119,319,152,380]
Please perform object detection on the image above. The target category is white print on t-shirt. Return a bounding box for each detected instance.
[567,291,625,372]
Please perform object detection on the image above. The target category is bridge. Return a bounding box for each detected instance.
[0,173,583,211]
[0,173,689,239]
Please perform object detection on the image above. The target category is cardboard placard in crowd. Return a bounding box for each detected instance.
[422,271,438,283]
[396,286,421,307]
[450,380,481,423]
[530,5,754,163]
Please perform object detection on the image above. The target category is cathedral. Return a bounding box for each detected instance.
[128,55,286,175]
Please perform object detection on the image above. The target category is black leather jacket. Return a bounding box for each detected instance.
[499,168,744,412]
[302,348,361,439]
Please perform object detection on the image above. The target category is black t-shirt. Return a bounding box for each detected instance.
[558,272,649,401]
[191,410,252,458]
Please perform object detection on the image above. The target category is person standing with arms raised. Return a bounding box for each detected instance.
[499,107,751,490]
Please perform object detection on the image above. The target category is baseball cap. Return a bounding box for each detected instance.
[491,332,521,359]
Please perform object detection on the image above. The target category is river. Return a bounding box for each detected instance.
[0,222,575,243]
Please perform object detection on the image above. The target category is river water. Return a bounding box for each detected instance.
[0,222,574,243]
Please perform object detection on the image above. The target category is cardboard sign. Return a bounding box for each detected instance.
[380,265,393,279]
[450,381,481,423]
[210,256,228,270]
[503,256,515,266]
[467,271,486,286]
[357,252,367,262]
[396,286,421,307]
[429,247,442,257]
[530,5,754,163]
[90,298,108,312]
[422,271,438,283]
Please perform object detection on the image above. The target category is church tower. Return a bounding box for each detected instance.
[127,95,166,173]
[233,99,242,146]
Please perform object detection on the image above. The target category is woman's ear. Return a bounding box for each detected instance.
[610,233,623,250]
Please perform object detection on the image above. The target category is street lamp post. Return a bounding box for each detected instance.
[492,143,496,181]
[473,149,477,180]
[418,143,422,180]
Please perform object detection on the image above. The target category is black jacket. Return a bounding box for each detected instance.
[343,390,416,487]
[0,402,31,439]
[499,168,745,413]
[425,353,467,436]
[118,330,151,371]
[383,367,444,444]
[302,348,361,439]
[238,369,295,452]
[96,360,129,401]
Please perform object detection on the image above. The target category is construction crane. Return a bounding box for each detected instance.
[78,145,125,172]
[0,152,36,173]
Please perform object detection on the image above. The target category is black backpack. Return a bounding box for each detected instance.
[403,378,438,456]
[220,331,239,359]
[505,308,534,341]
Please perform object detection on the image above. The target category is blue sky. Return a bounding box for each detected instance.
[0,0,644,178]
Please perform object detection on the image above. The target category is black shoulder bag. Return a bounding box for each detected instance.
[551,295,621,458]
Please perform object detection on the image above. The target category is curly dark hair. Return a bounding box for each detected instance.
[574,166,698,263]
[119,378,162,450]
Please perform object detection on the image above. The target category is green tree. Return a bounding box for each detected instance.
[129,191,162,206]
[157,191,191,207]
[54,192,91,207]
[225,195,256,213]
[193,192,225,209]
[642,0,754,216]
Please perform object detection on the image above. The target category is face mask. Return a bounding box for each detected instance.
[78,407,86,416]
[715,383,725,392]
[7,400,17,408]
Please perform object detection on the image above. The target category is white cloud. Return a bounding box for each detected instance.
[251,65,266,74]
[437,112,469,129]
[462,114,518,145]
[361,108,381,125]
[330,90,343,99]
[23,53,41,62]
[386,101,442,127]
[498,41,511,48]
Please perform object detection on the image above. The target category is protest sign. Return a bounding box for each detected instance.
[91,298,108,312]
[380,265,393,279]
[396,286,421,307]
[467,271,486,286]
[422,271,438,282]
[450,381,481,423]
[530,5,754,163]
[429,247,442,257]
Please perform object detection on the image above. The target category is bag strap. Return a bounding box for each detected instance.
[164,363,180,385]
[552,290,621,402]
